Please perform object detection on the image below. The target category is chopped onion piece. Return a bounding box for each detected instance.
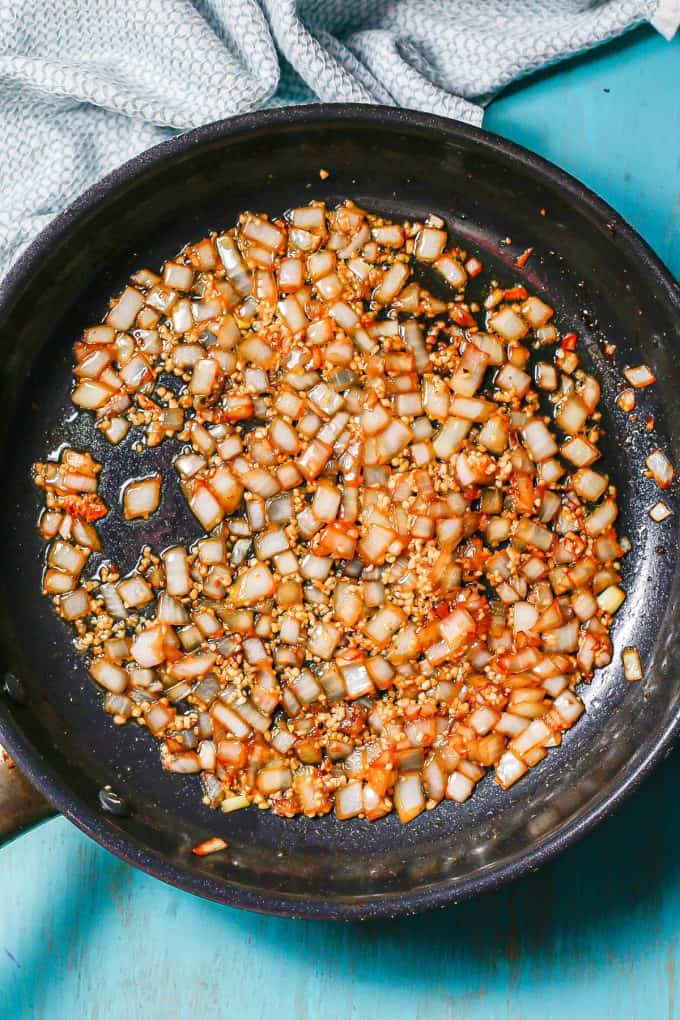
[596,585,626,614]
[107,287,144,330]
[435,256,467,289]
[117,574,153,608]
[329,301,359,334]
[432,418,471,459]
[90,658,128,694]
[374,262,409,304]
[60,588,90,621]
[495,751,528,789]
[523,420,558,462]
[278,296,308,333]
[72,379,115,410]
[221,795,251,814]
[241,214,285,251]
[646,449,674,488]
[553,690,584,725]
[341,661,374,699]
[189,485,224,532]
[649,501,672,522]
[572,468,608,502]
[439,607,475,650]
[394,773,425,822]
[335,781,363,820]
[622,646,643,682]
[623,364,656,388]
[446,771,475,802]
[48,540,88,575]
[584,499,618,536]
[231,563,275,606]
[556,395,588,434]
[131,625,167,668]
[495,363,531,398]
[489,308,528,342]
[521,296,553,328]
[123,475,161,520]
[170,651,216,679]
[561,435,600,467]
[157,592,189,625]
[414,228,446,261]
[192,837,228,856]
[254,528,289,560]
[616,388,635,412]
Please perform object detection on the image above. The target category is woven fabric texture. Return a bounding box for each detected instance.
[1,0,676,272]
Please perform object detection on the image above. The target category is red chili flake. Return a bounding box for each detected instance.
[561,332,578,351]
[465,257,483,277]
[449,305,477,327]
[646,416,655,432]
[164,645,184,663]
[539,208,547,217]
[340,646,364,662]
[59,494,108,521]
[515,247,534,268]
[503,286,528,301]
[604,343,617,357]
[433,600,453,619]
[308,347,323,370]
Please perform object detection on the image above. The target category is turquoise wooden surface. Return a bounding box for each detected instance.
[2,25,679,1020]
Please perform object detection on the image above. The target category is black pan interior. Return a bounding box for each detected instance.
[0,107,678,919]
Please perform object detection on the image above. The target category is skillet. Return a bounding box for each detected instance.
[0,104,678,921]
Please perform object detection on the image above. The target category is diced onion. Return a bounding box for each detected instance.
[623,365,656,388]
[335,781,363,819]
[106,287,144,330]
[495,751,528,789]
[394,773,425,822]
[489,308,528,342]
[60,588,90,620]
[646,449,674,488]
[446,771,475,802]
[435,256,467,289]
[33,199,628,829]
[90,658,128,694]
[622,646,643,682]
[123,475,162,520]
[414,228,446,261]
[231,563,275,606]
[649,501,672,522]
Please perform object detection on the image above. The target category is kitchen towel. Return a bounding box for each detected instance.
[1,0,678,273]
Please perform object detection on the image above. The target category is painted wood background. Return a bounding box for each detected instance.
[1,24,679,1020]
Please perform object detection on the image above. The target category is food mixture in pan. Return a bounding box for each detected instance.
[33,200,673,824]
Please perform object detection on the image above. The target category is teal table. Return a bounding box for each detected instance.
[2,26,679,1020]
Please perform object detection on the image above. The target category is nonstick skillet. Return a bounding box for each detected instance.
[0,105,678,921]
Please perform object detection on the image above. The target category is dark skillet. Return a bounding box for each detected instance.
[0,105,678,921]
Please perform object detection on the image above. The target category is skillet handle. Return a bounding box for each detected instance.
[0,747,56,845]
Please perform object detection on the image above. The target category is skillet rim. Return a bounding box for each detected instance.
[0,102,678,921]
